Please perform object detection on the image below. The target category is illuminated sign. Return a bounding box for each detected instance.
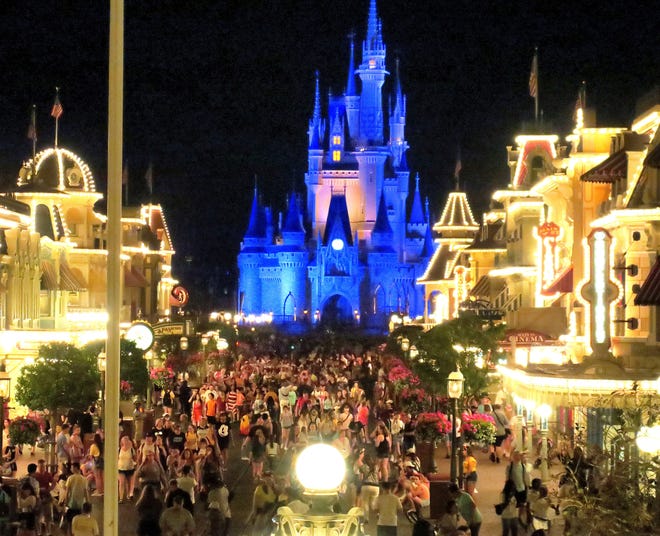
[534,221,563,303]
[576,229,622,356]
[152,322,185,336]
[169,285,189,307]
[454,266,468,318]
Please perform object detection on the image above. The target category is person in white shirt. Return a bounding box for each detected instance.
[374,481,402,535]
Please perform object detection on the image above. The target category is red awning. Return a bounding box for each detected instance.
[124,266,149,288]
[634,258,660,306]
[581,150,627,183]
[542,265,573,295]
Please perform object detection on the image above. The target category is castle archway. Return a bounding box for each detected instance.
[320,294,353,326]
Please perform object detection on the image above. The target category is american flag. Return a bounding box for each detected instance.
[529,52,538,98]
[51,94,63,119]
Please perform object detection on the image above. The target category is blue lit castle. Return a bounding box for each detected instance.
[237,0,439,328]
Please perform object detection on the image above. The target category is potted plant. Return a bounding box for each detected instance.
[414,411,452,474]
[461,412,497,446]
[8,417,41,448]
[150,366,175,389]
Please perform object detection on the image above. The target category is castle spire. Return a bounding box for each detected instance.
[308,71,324,149]
[409,173,424,225]
[373,189,393,234]
[283,192,305,233]
[420,198,436,258]
[366,0,379,48]
[346,32,357,97]
[393,57,405,119]
[245,185,264,238]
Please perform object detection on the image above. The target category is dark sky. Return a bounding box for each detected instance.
[0,1,658,309]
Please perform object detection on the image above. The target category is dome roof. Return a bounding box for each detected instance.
[17,147,97,193]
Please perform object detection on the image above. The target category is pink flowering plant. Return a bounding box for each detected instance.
[8,417,40,446]
[150,366,175,388]
[461,412,497,445]
[415,411,452,442]
[120,380,134,400]
[387,358,420,393]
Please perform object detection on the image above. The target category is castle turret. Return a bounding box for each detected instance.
[371,189,394,250]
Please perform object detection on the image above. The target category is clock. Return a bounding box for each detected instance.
[331,238,344,251]
[125,322,155,351]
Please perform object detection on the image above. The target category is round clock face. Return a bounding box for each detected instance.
[331,238,344,251]
[125,322,155,351]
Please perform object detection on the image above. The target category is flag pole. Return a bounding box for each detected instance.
[54,87,60,147]
[30,105,37,160]
[534,48,539,124]
[105,1,124,535]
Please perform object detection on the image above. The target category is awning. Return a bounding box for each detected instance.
[581,150,627,183]
[124,266,149,288]
[469,275,505,298]
[634,257,660,306]
[40,261,58,291]
[60,261,87,291]
[542,265,573,295]
[644,143,660,168]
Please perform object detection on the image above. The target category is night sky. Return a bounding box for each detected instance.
[0,1,657,310]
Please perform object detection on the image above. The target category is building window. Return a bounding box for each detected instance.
[332,135,341,146]
[369,59,376,69]
[332,150,341,162]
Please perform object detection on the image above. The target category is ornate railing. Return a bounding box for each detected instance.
[272,506,365,536]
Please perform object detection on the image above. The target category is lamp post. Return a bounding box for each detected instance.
[201,334,209,381]
[143,350,154,410]
[537,403,552,482]
[0,371,11,456]
[273,443,365,535]
[448,369,464,483]
[97,351,107,429]
[400,336,410,360]
[179,336,189,381]
[636,425,660,523]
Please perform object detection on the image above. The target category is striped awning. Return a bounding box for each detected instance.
[60,261,87,291]
[634,257,660,306]
[124,266,149,288]
[40,261,58,291]
[581,150,627,183]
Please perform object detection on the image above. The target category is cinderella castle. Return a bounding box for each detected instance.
[238,0,477,328]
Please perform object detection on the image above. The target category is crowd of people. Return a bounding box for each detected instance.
[0,341,583,536]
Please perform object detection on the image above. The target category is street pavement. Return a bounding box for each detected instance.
[7,427,565,535]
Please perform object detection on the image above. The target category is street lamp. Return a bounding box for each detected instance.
[0,371,11,456]
[273,443,364,534]
[537,403,552,482]
[201,334,209,381]
[448,369,464,483]
[97,351,106,428]
[143,350,154,410]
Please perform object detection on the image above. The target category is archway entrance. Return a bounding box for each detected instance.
[321,294,353,326]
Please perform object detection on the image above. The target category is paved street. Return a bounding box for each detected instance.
[6,425,565,535]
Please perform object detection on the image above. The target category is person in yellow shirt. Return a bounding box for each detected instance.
[71,502,99,536]
[462,445,478,496]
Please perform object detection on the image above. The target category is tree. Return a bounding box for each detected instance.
[84,339,149,399]
[396,315,505,400]
[15,342,100,416]
[560,398,659,534]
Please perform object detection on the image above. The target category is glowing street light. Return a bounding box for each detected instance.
[448,369,464,482]
[537,404,552,481]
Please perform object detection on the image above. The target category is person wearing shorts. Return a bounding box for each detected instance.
[216,413,231,464]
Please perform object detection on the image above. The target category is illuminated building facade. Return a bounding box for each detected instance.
[237,0,434,327]
[0,144,177,379]
[464,90,660,448]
